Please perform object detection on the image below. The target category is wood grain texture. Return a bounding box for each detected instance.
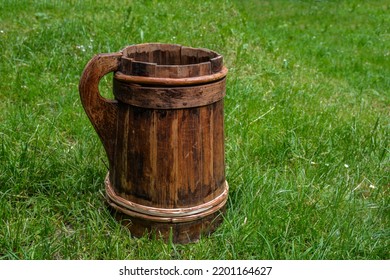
[109,101,226,208]
[113,77,226,109]
[79,44,228,243]
[79,52,122,167]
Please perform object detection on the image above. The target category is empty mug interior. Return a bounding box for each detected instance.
[119,43,224,78]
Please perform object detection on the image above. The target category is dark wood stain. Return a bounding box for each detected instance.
[79,44,228,243]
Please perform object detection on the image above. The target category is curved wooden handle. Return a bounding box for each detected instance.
[79,52,122,167]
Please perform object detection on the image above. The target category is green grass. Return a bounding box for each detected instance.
[0,0,389,259]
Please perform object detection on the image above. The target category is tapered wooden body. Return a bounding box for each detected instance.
[79,44,228,243]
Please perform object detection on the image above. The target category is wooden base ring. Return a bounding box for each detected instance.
[104,173,228,243]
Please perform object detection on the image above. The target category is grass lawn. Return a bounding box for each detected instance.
[0,0,389,259]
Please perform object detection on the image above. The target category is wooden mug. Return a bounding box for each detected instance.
[79,43,228,243]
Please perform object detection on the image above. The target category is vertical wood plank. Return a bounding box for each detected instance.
[213,100,225,189]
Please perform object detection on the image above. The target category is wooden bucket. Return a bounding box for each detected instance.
[79,43,228,243]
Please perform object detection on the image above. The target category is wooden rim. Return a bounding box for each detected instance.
[115,43,227,86]
[105,173,229,223]
[114,66,228,86]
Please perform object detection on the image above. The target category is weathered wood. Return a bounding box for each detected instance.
[117,43,226,81]
[123,43,182,65]
[111,206,226,244]
[78,53,121,167]
[113,77,226,109]
[79,43,228,243]
[114,67,227,86]
[109,102,226,208]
